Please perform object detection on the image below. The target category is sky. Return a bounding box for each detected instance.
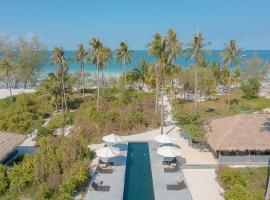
[1,0,270,50]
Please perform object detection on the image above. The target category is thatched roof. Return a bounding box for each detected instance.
[206,114,270,152]
[0,132,27,163]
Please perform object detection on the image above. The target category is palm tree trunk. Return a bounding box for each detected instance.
[228,66,232,106]
[81,62,85,100]
[8,81,13,102]
[96,66,100,110]
[161,76,164,134]
[194,63,198,112]
[124,65,127,87]
[62,77,68,111]
[155,74,159,112]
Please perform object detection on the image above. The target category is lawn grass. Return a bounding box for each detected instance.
[217,166,268,200]
[173,89,270,121]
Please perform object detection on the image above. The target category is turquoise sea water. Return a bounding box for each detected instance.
[43,50,270,75]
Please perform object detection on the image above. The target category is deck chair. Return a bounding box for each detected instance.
[97,166,113,174]
[90,182,110,192]
[167,181,186,190]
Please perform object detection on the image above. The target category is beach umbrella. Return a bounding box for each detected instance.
[157,146,181,157]
[102,133,122,143]
[155,134,175,144]
[95,147,121,158]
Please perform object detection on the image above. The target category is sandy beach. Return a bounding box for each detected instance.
[0,89,36,99]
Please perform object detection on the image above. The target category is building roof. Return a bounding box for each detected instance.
[0,132,27,163]
[206,114,270,152]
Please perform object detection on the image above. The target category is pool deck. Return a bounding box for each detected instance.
[149,142,193,200]
[85,143,128,200]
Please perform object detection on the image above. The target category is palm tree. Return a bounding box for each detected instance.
[166,29,182,104]
[220,39,242,105]
[132,59,150,89]
[89,38,111,110]
[75,44,88,99]
[186,33,210,112]
[147,33,168,134]
[147,33,164,113]
[115,41,133,88]
[0,58,14,101]
[51,47,68,112]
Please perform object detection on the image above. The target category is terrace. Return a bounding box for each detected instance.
[86,141,192,200]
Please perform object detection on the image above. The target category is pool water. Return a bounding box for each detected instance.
[123,142,155,200]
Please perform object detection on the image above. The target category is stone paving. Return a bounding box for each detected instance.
[85,143,128,200]
[148,142,193,200]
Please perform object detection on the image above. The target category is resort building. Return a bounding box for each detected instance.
[0,132,26,164]
[206,114,270,159]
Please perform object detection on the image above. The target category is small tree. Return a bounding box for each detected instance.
[240,76,260,99]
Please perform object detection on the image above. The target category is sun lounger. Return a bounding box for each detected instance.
[162,157,177,165]
[164,166,180,173]
[167,181,186,190]
[99,159,114,166]
[97,166,113,174]
[90,181,110,192]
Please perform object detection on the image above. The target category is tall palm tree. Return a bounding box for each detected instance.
[186,33,210,112]
[220,39,242,105]
[115,41,133,87]
[147,33,168,134]
[147,33,164,113]
[0,58,14,101]
[166,29,182,103]
[51,47,68,112]
[89,38,111,110]
[75,44,88,100]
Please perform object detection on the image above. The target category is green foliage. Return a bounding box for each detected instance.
[218,167,268,200]
[174,112,205,143]
[75,89,160,142]
[0,93,52,134]
[46,112,75,130]
[7,155,34,193]
[0,165,8,194]
[240,76,260,99]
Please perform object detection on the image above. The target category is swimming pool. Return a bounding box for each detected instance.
[123,142,155,200]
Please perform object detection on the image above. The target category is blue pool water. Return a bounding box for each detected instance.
[123,142,155,200]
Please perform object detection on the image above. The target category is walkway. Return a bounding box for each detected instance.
[149,142,193,200]
[85,143,128,200]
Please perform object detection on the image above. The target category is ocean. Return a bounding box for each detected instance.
[43,50,270,75]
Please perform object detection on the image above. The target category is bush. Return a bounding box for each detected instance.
[0,94,45,134]
[174,112,205,143]
[240,76,260,99]
[0,165,8,194]
[217,167,268,200]
[7,155,34,193]
[47,112,75,130]
[224,184,253,200]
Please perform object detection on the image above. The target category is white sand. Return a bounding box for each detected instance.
[0,88,36,99]
[183,169,224,200]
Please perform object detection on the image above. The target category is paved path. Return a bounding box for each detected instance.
[86,143,128,200]
[149,142,193,200]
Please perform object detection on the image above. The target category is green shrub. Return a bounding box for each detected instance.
[47,112,75,130]
[7,155,34,193]
[218,167,268,200]
[0,165,8,194]
[174,112,205,143]
[0,94,45,134]
[224,184,253,200]
[240,76,260,99]
[127,112,146,129]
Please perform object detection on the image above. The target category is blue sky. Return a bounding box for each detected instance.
[1,0,270,50]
